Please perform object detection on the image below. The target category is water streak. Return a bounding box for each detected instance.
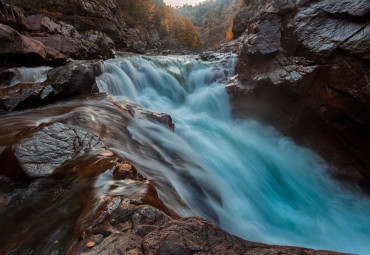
[96,54,370,254]
[9,66,51,86]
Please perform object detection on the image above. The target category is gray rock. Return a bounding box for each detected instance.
[0,122,103,180]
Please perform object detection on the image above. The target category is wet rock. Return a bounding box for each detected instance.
[132,206,172,227]
[112,163,144,181]
[199,51,218,61]
[0,60,103,111]
[0,68,16,86]
[72,207,345,255]
[231,0,370,185]
[47,61,100,95]
[0,122,103,180]
[0,82,48,111]
[130,103,175,130]
[142,217,344,255]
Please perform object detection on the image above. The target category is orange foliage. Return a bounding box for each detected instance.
[226,22,234,41]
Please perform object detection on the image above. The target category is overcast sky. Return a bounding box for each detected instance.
[163,0,205,6]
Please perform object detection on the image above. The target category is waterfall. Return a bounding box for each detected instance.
[95,54,370,254]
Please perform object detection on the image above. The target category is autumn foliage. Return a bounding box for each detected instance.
[116,0,199,49]
[177,0,245,49]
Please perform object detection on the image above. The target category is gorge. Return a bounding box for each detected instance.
[0,0,369,255]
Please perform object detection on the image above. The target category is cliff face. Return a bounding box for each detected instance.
[0,0,172,67]
[228,0,370,188]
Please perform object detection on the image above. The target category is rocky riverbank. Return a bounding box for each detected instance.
[0,84,345,255]
[0,0,368,254]
[228,0,370,190]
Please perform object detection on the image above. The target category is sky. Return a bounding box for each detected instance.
[163,0,205,6]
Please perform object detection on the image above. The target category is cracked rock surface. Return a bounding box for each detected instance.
[0,122,103,180]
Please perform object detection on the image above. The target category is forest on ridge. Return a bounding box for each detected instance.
[120,0,245,50]
[119,0,200,49]
[176,0,245,49]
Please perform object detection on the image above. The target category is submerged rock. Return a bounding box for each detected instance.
[230,0,370,186]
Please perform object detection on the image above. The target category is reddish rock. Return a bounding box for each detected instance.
[142,217,345,255]
[0,23,66,67]
[0,1,27,29]
[71,207,346,255]
[113,163,144,181]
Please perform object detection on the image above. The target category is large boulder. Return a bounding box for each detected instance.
[0,60,103,111]
[0,122,103,180]
[229,0,370,187]
[0,23,66,67]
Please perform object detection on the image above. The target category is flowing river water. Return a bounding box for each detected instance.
[1,55,370,254]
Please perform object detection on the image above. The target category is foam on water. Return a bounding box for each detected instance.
[96,54,370,254]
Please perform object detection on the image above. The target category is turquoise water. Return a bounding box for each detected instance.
[96,55,370,254]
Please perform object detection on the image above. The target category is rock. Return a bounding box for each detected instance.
[0,60,103,111]
[129,103,175,130]
[47,61,100,95]
[142,217,344,255]
[32,34,88,59]
[0,68,16,86]
[0,93,179,181]
[232,9,250,38]
[0,122,103,180]
[0,1,27,29]
[112,163,145,181]
[80,30,115,59]
[0,82,50,111]
[3,0,126,45]
[72,206,345,255]
[0,23,66,67]
[230,0,370,186]
[0,0,119,64]
[232,0,270,39]
[199,51,218,61]
[25,14,78,37]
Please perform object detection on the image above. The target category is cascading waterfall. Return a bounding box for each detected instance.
[95,55,370,254]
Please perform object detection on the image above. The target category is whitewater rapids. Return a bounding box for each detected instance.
[92,54,370,254]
